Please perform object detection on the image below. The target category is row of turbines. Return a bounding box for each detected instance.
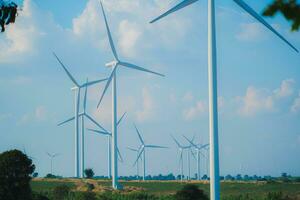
[53,0,298,199]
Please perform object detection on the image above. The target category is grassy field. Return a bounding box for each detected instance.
[31,179,300,199]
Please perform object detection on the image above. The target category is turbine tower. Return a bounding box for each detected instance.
[150,0,298,199]
[133,124,168,181]
[54,53,108,178]
[46,152,60,175]
[97,1,164,189]
[184,135,209,180]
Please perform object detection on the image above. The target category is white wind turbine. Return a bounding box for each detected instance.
[133,124,168,181]
[171,135,195,182]
[87,113,126,179]
[54,53,108,178]
[184,135,209,180]
[127,147,142,180]
[97,1,164,189]
[150,0,298,199]
[46,152,60,175]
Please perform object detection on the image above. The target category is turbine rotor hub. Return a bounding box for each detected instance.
[105,60,118,68]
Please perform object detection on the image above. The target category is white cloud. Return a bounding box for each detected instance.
[72,0,103,41]
[183,100,206,121]
[0,113,12,121]
[118,20,142,57]
[237,79,296,116]
[35,106,47,121]
[19,105,48,124]
[273,79,295,98]
[236,23,266,41]
[291,91,300,113]
[136,88,155,122]
[0,0,42,63]
[182,92,194,102]
[237,86,274,116]
[218,96,225,109]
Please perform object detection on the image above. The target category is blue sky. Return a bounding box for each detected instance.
[0,0,300,178]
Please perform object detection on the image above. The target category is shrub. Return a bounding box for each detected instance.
[52,184,70,200]
[0,149,35,200]
[174,184,208,200]
[84,168,94,179]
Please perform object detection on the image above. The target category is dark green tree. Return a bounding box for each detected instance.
[84,168,94,179]
[174,184,209,200]
[0,1,18,32]
[263,0,300,31]
[0,149,35,200]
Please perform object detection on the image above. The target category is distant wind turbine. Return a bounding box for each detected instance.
[87,113,126,179]
[97,1,164,189]
[46,152,60,175]
[171,135,195,181]
[184,135,209,180]
[127,147,142,179]
[150,0,298,199]
[54,53,108,178]
[133,124,168,181]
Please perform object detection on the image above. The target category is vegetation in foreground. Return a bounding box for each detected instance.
[1,149,300,200]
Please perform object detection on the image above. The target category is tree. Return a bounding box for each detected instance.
[0,1,18,32]
[0,149,35,200]
[174,184,209,200]
[263,0,300,31]
[33,172,39,178]
[84,168,94,179]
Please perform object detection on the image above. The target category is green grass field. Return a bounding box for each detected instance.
[31,179,300,199]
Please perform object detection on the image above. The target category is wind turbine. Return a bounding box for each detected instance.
[184,136,209,180]
[54,53,108,178]
[87,113,126,179]
[133,124,168,181]
[97,1,164,189]
[150,0,298,199]
[58,81,109,178]
[46,152,60,175]
[127,147,142,180]
[171,135,195,182]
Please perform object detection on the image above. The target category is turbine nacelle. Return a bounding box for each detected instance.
[105,60,118,68]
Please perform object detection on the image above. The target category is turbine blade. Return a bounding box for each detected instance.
[87,128,111,136]
[183,135,197,148]
[200,143,209,150]
[97,67,116,108]
[53,153,60,157]
[145,145,168,149]
[81,78,108,88]
[127,147,138,152]
[150,0,199,23]
[57,116,75,126]
[171,134,182,148]
[117,112,126,126]
[233,0,298,53]
[53,52,80,87]
[85,114,109,133]
[134,124,144,144]
[100,1,119,59]
[120,62,164,77]
[117,148,124,162]
[83,78,88,112]
[190,149,197,160]
[133,148,144,166]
